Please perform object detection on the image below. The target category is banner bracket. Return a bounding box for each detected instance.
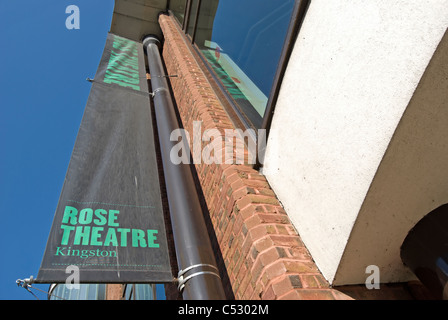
[16,276,41,300]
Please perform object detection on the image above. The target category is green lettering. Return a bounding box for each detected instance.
[104,228,118,246]
[109,250,117,258]
[119,47,138,57]
[132,229,146,248]
[109,49,139,67]
[109,60,139,74]
[107,57,138,76]
[103,78,140,90]
[78,208,93,224]
[112,37,135,50]
[93,209,107,225]
[104,70,140,85]
[147,230,159,248]
[108,210,120,227]
[112,39,127,50]
[74,226,91,245]
[90,227,103,246]
[80,250,89,258]
[107,65,139,80]
[55,246,66,256]
[117,228,130,247]
[60,224,75,245]
[62,206,78,225]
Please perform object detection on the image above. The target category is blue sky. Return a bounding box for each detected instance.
[0,0,115,299]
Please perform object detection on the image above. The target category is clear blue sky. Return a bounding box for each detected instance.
[0,0,115,299]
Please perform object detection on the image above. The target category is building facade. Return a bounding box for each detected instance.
[91,0,447,300]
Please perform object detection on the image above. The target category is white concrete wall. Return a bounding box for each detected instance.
[335,29,448,285]
[263,0,448,284]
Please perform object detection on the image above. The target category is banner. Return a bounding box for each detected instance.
[37,34,173,283]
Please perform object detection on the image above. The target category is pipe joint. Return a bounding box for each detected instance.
[142,35,162,53]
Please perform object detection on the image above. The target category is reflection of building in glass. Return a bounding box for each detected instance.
[202,40,268,117]
[49,283,157,300]
[122,284,157,300]
[49,284,106,300]
[189,0,294,128]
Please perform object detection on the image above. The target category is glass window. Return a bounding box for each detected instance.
[169,0,188,26]
[49,284,107,300]
[193,0,295,128]
[122,284,157,300]
[49,283,157,300]
[124,283,133,300]
[134,284,155,300]
[96,284,106,300]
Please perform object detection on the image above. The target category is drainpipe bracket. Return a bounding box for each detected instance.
[176,264,221,293]
[149,87,169,98]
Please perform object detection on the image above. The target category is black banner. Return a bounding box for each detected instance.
[37,34,173,283]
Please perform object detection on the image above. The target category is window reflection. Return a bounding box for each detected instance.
[170,0,187,26]
[194,0,294,128]
[123,284,156,300]
[187,0,200,37]
[49,283,157,300]
[49,283,107,300]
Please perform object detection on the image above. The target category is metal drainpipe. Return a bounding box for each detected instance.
[143,36,226,300]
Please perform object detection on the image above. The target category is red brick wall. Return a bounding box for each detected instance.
[158,13,418,300]
[106,284,123,300]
